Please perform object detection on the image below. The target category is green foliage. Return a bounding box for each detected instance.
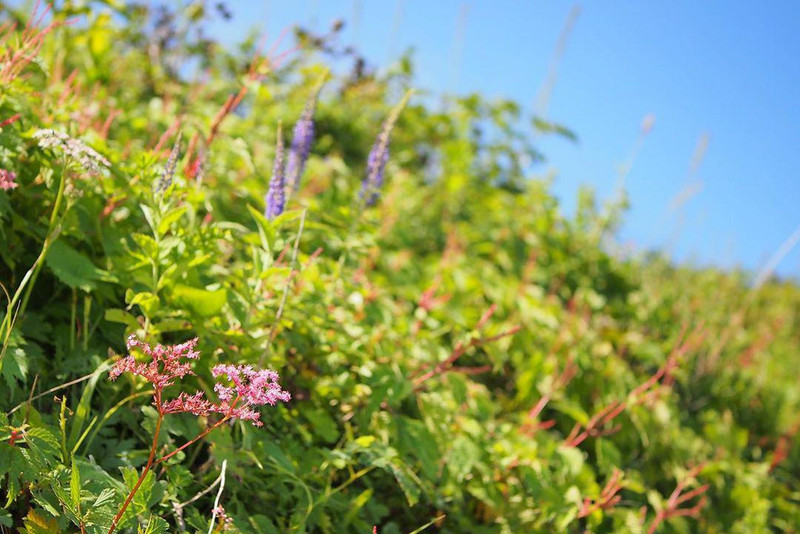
[1,2,800,533]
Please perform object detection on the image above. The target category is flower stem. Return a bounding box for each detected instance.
[155,415,230,465]
[108,412,164,534]
[0,161,69,362]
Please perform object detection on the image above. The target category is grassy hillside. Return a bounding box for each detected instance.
[1,3,799,533]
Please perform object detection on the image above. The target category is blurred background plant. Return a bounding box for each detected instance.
[1,1,799,533]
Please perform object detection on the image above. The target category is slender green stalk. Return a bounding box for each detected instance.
[70,288,77,351]
[82,294,91,350]
[0,161,69,362]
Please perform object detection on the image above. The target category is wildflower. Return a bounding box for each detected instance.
[161,391,212,415]
[33,128,110,172]
[0,169,17,190]
[264,124,286,219]
[187,145,207,184]
[360,90,413,207]
[155,131,182,193]
[107,335,289,533]
[361,129,391,207]
[110,335,290,425]
[286,104,315,193]
[109,334,200,390]
[210,364,291,426]
[212,506,235,531]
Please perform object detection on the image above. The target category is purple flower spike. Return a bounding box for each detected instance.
[286,106,315,193]
[361,120,392,207]
[155,131,182,194]
[359,91,412,207]
[265,124,286,219]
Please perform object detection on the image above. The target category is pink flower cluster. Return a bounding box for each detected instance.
[110,335,200,389]
[162,364,291,426]
[110,336,290,427]
[212,506,235,531]
[212,364,292,425]
[0,169,17,190]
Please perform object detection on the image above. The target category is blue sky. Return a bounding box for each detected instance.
[210,2,800,277]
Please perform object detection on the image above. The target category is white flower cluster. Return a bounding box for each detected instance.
[33,129,111,172]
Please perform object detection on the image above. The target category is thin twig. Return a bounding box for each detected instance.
[175,473,223,510]
[22,374,38,423]
[207,459,228,534]
[7,367,106,415]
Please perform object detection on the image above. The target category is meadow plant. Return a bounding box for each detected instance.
[106,335,290,533]
[265,123,286,218]
[0,169,17,190]
[286,104,315,193]
[154,132,182,194]
[361,120,391,207]
[360,90,413,206]
[33,128,111,172]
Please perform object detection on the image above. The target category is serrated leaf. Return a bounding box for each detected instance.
[389,462,422,507]
[23,509,62,533]
[25,426,61,460]
[139,515,168,534]
[121,466,154,517]
[1,346,28,390]
[0,509,11,527]
[92,488,117,509]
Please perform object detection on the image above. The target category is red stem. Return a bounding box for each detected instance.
[108,412,164,534]
[155,415,230,465]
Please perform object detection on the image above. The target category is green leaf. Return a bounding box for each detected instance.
[139,515,168,534]
[302,408,339,443]
[45,240,113,291]
[0,509,11,527]
[70,460,81,508]
[260,438,296,474]
[247,204,275,252]
[1,346,28,390]
[25,426,61,460]
[23,509,62,533]
[104,308,140,329]
[126,290,161,316]
[68,361,111,450]
[557,446,585,476]
[389,461,422,507]
[121,467,155,517]
[448,436,479,482]
[171,284,226,317]
[397,418,440,479]
[92,488,116,509]
[156,205,188,236]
